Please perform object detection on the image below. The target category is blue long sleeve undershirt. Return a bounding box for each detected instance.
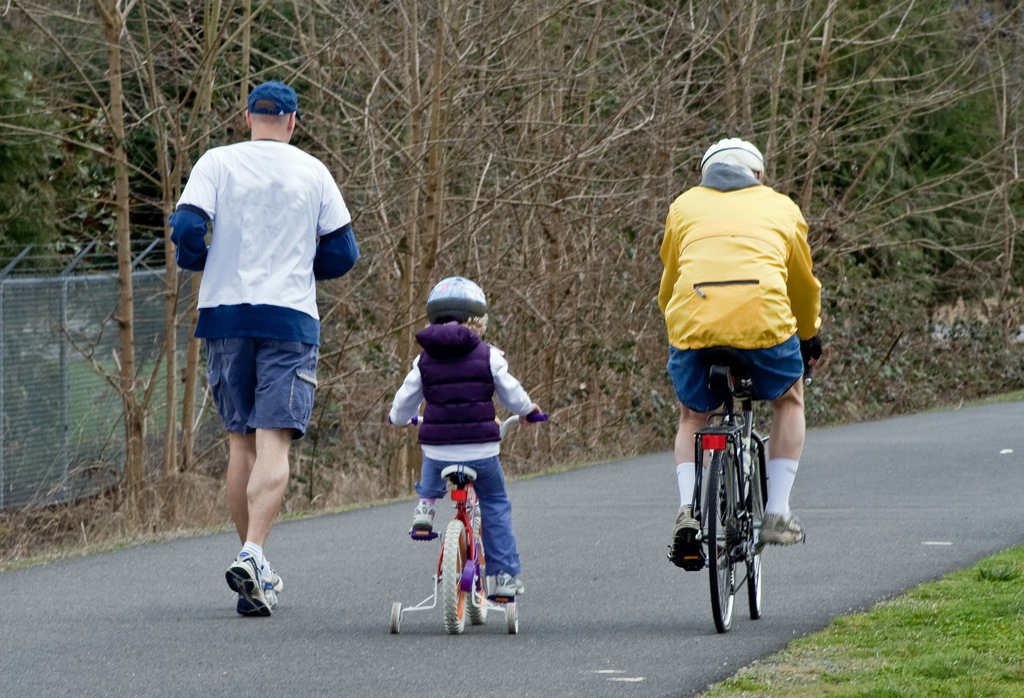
[168,207,359,280]
[168,205,209,271]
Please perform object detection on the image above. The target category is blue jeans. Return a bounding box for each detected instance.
[417,455,521,576]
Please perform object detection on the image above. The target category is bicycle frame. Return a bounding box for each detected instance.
[692,367,758,537]
[691,359,767,632]
[393,472,484,620]
[391,414,543,634]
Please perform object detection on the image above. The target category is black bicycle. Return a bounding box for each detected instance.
[690,347,769,633]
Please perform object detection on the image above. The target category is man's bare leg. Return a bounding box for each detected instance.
[226,432,257,543]
[763,381,806,543]
[244,428,292,546]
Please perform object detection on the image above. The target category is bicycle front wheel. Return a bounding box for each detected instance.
[441,520,468,634]
[467,517,488,625]
[706,451,735,633]
[747,435,767,620]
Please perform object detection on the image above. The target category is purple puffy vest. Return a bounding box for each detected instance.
[415,323,500,446]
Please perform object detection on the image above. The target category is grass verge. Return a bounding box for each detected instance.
[700,546,1024,698]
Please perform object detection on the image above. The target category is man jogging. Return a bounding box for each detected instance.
[169,80,359,615]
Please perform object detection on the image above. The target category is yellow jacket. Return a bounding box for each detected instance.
[658,182,821,350]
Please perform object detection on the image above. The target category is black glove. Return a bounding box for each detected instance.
[800,334,822,367]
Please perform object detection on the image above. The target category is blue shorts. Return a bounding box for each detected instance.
[205,337,319,438]
[667,334,803,413]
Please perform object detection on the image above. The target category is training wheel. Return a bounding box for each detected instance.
[506,601,518,634]
[389,601,402,634]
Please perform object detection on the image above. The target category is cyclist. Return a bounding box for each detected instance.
[388,277,542,599]
[658,138,822,565]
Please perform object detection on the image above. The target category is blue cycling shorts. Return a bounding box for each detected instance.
[206,337,319,438]
[667,334,803,413]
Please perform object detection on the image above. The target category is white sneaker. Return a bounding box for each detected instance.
[237,564,283,616]
[411,502,435,533]
[226,552,271,616]
[492,572,525,598]
[760,512,805,545]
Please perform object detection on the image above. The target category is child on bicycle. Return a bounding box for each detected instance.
[389,276,542,599]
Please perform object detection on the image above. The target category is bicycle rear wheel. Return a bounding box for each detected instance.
[442,520,468,634]
[706,450,735,633]
[747,435,766,620]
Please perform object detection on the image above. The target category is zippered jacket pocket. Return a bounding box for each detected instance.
[692,279,759,299]
[685,278,768,345]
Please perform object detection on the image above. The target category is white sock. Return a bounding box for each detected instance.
[676,462,696,508]
[240,541,265,570]
[765,458,799,516]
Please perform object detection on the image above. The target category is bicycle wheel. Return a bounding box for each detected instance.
[441,520,468,634]
[747,435,766,620]
[706,450,735,633]
[506,600,519,634]
[467,517,488,625]
[389,601,402,634]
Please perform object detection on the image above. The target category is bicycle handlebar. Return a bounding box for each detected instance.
[499,411,548,439]
[400,411,547,438]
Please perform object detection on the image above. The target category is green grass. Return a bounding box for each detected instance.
[701,547,1024,698]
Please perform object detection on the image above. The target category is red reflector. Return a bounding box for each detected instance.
[451,490,468,501]
[702,434,727,450]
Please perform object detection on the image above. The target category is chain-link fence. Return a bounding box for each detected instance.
[0,241,198,510]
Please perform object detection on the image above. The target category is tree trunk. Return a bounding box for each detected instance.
[798,0,837,215]
[94,0,145,518]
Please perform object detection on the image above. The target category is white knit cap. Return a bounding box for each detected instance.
[700,138,765,178]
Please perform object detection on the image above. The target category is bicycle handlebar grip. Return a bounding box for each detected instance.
[410,415,419,425]
[525,412,548,423]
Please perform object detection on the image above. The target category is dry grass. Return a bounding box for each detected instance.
[0,438,406,572]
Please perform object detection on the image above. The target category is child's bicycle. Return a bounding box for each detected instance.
[684,347,770,633]
[389,412,546,635]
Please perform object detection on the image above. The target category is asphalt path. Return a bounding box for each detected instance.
[2,402,1023,697]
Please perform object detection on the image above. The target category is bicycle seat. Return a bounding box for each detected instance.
[701,347,753,400]
[700,346,752,376]
[440,464,478,483]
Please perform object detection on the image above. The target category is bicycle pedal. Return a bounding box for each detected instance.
[488,594,515,604]
[409,529,438,541]
[668,544,705,571]
[669,550,706,571]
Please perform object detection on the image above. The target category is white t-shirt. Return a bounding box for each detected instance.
[177,140,351,320]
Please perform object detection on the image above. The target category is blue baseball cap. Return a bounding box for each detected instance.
[247,81,298,116]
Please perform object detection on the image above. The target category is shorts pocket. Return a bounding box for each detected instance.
[289,368,317,424]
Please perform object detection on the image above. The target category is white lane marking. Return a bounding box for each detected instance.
[586,670,624,674]
[922,541,952,545]
[1000,449,1013,454]
[607,678,645,682]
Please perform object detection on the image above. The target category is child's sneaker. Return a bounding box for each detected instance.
[236,565,283,616]
[411,501,435,532]
[493,572,525,598]
[226,552,271,617]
